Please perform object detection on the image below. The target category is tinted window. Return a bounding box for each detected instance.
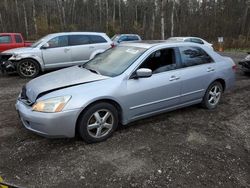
[140,48,177,74]
[191,38,204,44]
[128,36,140,41]
[89,35,107,43]
[15,35,23,43]
[69,35,90,46]
[179,46,213,67]
[119,36,127,42]
[47,36,68,48]
[0,35,11,44]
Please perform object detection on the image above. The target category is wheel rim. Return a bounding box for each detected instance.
[87,109,114,139]
[19,61,37,77]
[208,85,221,106]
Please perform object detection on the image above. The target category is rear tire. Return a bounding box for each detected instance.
[17,59,40,78]
[202,81,223,109]
[77,102,118,143]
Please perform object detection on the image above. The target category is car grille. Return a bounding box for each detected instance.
[0,53,12,62]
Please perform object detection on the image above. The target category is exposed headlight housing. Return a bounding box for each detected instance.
[9,53,22,60]
[32,96,71,113]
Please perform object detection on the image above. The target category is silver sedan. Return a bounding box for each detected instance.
[16,41,236,143]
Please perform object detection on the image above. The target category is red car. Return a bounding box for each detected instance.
[0,33,32,52]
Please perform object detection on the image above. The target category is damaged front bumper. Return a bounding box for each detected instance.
[0,53,16,73]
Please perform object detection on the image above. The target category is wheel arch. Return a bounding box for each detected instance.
[75,98,123,136]
[212,78,226,91]
[17,57,43,71]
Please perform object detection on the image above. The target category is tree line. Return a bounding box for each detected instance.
[0,0,249,48]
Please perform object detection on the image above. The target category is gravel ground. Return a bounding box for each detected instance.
[0,52,249,188]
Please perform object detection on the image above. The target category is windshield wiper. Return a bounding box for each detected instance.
[84,67,100,75]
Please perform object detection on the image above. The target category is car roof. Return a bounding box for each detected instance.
[119,40,208,49]
[168,37,204,41]
[116,34,140,36]
[0,33,22,35]
[48,32,107,37]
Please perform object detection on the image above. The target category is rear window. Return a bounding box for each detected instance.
[179,46,213,67]
[128,36,140,41]
[0,35,11,44]
[15,35,23,43]
[89,35,107,43]
[69,35,91,46]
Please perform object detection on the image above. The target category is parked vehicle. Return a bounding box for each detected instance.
[239,52,250,73]
[112,34,141,45]
[16,41,236,143]
[0,32,113,78]
[167,37,213,50]
[0,33,32,52]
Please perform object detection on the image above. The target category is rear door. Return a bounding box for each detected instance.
[89,35,110,53]
[14,34,25,48]
[178,46,216,103]
[42,35,71,68]
[69,35,92,64]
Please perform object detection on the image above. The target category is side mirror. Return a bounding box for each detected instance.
[132,68,152,79]
[41,42,49,49]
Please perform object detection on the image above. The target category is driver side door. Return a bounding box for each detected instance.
[122,48,182,121]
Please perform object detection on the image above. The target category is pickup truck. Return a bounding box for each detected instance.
[0,33,32,52]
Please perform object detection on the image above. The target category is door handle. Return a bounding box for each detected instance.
[89,46,95,49]
[207,67,215,72]
[169,76,180,81]
[64,48,70,52]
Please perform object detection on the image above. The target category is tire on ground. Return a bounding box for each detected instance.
[17,59,40,78]
[77,102,119,143]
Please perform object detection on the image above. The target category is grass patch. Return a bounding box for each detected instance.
[224,48,250,53]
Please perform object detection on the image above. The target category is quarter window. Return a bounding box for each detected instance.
[69,35,90,46]
[179,46,213,67]
[139,48,177,74]
[47,36,68,48]
[0,35,11,44]
[15,35,23,43]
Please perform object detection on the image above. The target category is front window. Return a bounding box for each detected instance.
[83,46,146,77]
[0,35,11,44]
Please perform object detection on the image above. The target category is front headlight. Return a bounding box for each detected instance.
[32,96,71,113]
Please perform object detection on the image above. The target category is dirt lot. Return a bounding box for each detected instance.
[0,52,249,188]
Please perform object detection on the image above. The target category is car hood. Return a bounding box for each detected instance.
[3,47,34,54]
[25,66,109,102]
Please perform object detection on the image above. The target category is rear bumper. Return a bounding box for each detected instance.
[16,100,80,138]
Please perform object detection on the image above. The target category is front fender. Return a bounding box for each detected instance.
[9,54,45,71]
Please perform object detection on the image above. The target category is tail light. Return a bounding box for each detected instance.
[111,43,115,48]
[232,65,237,72]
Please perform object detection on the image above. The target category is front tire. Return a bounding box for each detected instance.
[77,102,118,143]
[17,59,40,78]
[202,81,223,109]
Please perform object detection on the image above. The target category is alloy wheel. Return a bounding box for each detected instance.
[87,109,114,138]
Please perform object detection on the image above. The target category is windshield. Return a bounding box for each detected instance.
[31,35,49,48]
[83,46,146,77]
